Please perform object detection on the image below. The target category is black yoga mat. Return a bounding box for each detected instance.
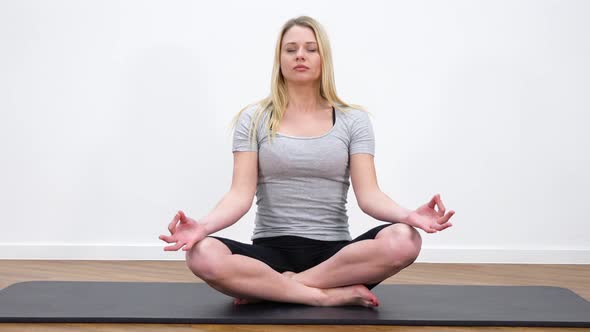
[0,281,589,327]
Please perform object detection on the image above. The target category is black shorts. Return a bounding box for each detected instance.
[210,223,397,290]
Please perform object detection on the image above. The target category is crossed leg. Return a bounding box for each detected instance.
[291,223,422,288]
[184,223,421,307]
[185,237,379,307]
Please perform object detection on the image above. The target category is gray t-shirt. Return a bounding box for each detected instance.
[232,104,375,241]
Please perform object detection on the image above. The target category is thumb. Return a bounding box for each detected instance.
[178,210,189,223]
[183,238,198,251]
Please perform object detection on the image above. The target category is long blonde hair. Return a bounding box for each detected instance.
[231,16,366,147]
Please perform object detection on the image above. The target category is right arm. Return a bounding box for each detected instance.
[199,151,258,235]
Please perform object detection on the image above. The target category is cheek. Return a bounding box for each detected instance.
[314,55,322,72]
[279,58,287,73]
[312,53,321,64]
[280,55,292,68]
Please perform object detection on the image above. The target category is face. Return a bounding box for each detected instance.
[280,25,322,84]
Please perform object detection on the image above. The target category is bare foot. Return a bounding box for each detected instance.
[233,271,297,305]
[319,284,379,307]
[233,297,262,305]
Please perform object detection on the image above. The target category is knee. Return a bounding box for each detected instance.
[185,238,226,282]
[380,223,422,268]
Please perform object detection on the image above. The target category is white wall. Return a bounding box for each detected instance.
[0,0,588,263]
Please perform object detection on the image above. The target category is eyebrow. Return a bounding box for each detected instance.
[283,42,317,46]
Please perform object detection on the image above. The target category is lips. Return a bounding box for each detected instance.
[294,65,309,70]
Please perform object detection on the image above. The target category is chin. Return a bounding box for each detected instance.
[285,76,320,85]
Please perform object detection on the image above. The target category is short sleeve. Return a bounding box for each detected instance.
[349,111,375,156]
[232,107,258,152]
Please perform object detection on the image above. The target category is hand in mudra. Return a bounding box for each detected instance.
[158,210,207,251]
[406,194,455,234]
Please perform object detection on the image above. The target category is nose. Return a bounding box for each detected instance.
[296,47,305,60]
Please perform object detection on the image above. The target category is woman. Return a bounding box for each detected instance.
[159,16,455,308]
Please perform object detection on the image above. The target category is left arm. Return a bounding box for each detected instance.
[350,154,455,233]
[350,154,412,224]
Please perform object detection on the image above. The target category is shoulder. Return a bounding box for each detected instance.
[235,102,269,125]
[336,105,372,126]
[237,102,260,119]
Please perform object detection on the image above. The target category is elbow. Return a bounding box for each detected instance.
[231,189,255,213]
[357,197,370,214]
[357,190,380,214]
[240,200,253,214]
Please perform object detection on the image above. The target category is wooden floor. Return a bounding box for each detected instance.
[0,261,588,331]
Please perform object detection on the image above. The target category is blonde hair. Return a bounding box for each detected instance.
[230,15,367,147]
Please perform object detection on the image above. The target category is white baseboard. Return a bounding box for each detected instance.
[0,244,588,264]
[417,248,589,264]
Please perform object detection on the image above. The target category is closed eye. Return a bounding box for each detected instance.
[286,49,316,53]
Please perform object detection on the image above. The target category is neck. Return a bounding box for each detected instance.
[285,80,326,112]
